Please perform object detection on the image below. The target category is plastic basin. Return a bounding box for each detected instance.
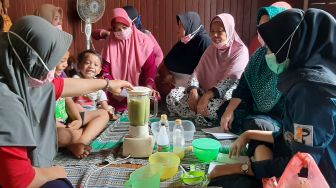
[124,164,162,188]
[151,120,195,142]
[149,152,180,180]
[192,138,221,162]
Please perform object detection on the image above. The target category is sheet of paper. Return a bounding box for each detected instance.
[201,127,238,140]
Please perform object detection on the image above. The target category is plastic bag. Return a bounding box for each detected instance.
[263,152,329,188]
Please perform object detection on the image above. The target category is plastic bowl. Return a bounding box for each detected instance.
[181,171,206,185]
[192,138,221,162]
[149,152,180,180]
[151,120,195,142]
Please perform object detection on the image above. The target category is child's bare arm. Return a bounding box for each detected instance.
[99,100,110,111]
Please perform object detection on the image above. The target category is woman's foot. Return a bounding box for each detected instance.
[68,143,92,159]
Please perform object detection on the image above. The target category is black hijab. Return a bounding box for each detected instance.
[164,11,212,75]
[0,16,72,167]
[258,8,336,92]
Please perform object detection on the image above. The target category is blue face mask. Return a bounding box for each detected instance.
[264,16,304,74]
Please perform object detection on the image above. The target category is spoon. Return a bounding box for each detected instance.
[179,165,195,178]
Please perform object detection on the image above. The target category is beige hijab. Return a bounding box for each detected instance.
[34,3,63,25]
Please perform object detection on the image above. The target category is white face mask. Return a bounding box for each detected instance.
[213,39,229,49]
[114,26,133,40]
[56,24,63,30]
[180,25,202,44]
[7,31,55,87]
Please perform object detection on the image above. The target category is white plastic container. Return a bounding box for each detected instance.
[151,120,195,142]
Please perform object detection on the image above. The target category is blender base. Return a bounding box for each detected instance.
[122,135,154,158]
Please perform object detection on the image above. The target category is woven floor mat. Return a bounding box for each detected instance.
[52,114,234,187]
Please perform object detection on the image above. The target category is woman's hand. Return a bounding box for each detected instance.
[208,165,226,180]
[108,80,133,96]
[146,85,161,100]
[188,89,199,111]
[196,95,210,116]
[151,89,161,100]
[208,164,241,180]
[220,109,234,132]
[160,74,175,86]
[67,120,82,130]
[229,131,249,158]
[101,29,111,38]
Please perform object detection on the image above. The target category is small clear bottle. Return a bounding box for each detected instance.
[159,114,169,130]
[173,119,185,159]
[157,114,170,152]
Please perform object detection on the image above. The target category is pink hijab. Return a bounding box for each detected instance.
[193,13,249,91]
[101,8,154,85]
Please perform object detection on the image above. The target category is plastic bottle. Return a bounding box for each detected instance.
[157,115,170,152]
[173,119,185,159]
[159,114,169,130]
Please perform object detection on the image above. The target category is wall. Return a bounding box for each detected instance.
[7,0,302,56]
[308,0,336,16]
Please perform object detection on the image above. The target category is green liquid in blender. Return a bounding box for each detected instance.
[128,97,150,126]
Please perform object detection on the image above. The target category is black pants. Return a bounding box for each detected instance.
[41,179,73,188]
[209,174,262,188]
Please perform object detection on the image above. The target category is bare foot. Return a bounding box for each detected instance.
[67,143,92,159]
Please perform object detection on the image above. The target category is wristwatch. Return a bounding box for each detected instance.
[241,161,250,174]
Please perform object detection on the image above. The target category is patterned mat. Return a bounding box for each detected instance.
[52,116,234,187]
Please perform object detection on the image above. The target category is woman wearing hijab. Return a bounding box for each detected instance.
[34,3,63,29]
[92,5,164,67]
[0,16,132,188]
[166,13,249,126]
[156,11,212,98]
[209,8,336,187]
[219,6,287,135]
[100,8,157,112]
[248,1,292,54]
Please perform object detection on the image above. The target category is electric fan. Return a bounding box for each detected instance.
[77,0,105,49]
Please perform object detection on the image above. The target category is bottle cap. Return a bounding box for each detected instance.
[161,114,168,121]
[175,119,182,125]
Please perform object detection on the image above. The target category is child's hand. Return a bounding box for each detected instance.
[108,80,133,96]
[67,120,82,130]
[108,111,119,121]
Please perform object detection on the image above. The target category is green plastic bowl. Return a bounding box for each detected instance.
[181,171,206,185]
[192,138,221,162]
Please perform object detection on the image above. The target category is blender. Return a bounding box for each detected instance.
[122,86,158,157]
